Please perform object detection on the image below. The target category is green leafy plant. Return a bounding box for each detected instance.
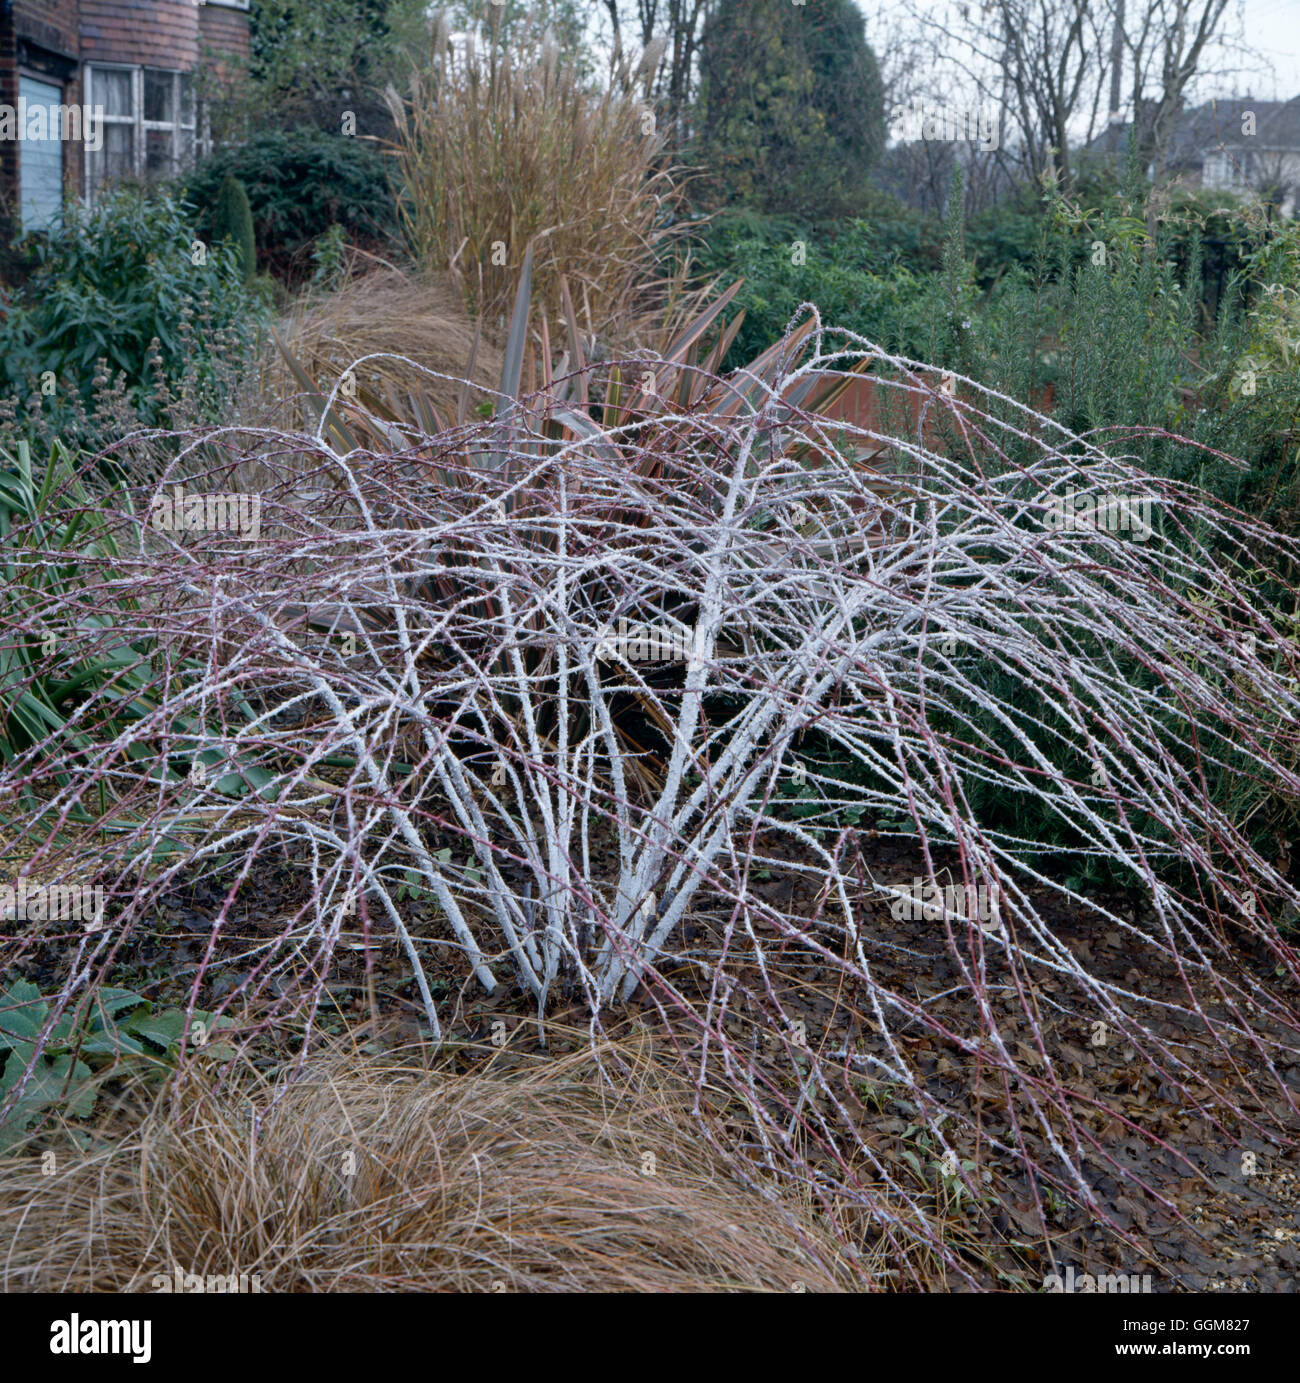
[0,439,272,822]
[310,222,349,292]
[396,847,452,902]
[244,0,431,136]
[0,439,156,773]
[0,187,262,454]
[185,129,398,286]
[694,210,947,370]
[212,173,257,283]
[0,978,234,1147]
[696,0,886,221]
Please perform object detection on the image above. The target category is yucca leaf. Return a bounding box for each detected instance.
[457,318,483,427]
[659,279,744,365]
[699,307,747,394]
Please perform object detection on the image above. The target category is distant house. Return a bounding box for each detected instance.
[0,1,250,239]
[1090,96,1300,216]
[1174,98,1300,215]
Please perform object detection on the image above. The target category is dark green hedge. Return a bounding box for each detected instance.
[184,129,397,284]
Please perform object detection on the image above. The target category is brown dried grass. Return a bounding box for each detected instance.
[0,1041,863,1293]
[385,19,696,348]
[241,266,503,438]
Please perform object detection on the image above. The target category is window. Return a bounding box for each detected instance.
[86,66,134,194]
[19,74,67,232]
[84,66,199,198]
[1202,149,1245,190]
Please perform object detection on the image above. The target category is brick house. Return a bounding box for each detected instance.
[0,0,249,240]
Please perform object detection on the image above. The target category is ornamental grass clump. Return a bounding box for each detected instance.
[0,1042,861,1293]
[384,12,692,345]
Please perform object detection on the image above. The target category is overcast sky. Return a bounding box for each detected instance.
[858,0,1300,112]
[1238,0,1300,96]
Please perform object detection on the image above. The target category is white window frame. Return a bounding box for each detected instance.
[143,68,198,180]
[202,1,251,8]
[83,63,136,198]
[83,64,201,201]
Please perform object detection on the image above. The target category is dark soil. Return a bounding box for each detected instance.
[5,821,1298,1293]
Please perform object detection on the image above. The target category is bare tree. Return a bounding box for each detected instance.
[899,0,1109,188]
[601,0,711,137]
[895,0,1242,197]
[1103,0,1242,176]
[1106,0,1128,152]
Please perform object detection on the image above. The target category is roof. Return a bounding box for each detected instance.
[1085,96,1300,164]
[1169,97,1300,159]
